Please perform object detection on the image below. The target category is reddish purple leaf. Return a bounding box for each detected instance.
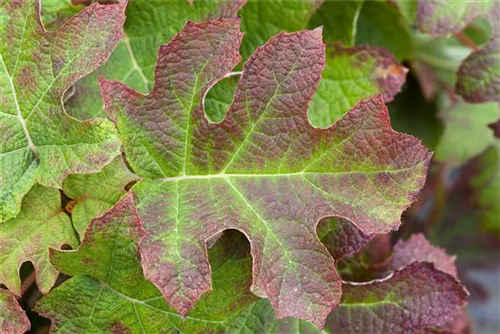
[393,233,459,280]
[0,289,30,333]
[327,263,468,333]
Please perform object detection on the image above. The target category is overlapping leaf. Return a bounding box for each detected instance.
[62,155,139,237]
[0,0,125,223]
[309,45,407,127]
[456,37,500,103]
[416,0,500,104]
[100,18,431,327]
[0,185,78,295]
[36,196,257,333]
[0,289,30,333]
[227,263,467,334]
[64,0,246,120]
[435,101,499,166]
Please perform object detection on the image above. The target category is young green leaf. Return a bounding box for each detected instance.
[0,289,30,333]
[0,0,125,223]
[0,185,78,295]
[456,37,500,103]
[100,18,430,327]
[36,195,257,333]
[62,155,140,237]
[64,0,245,120]
[308,45,407,127]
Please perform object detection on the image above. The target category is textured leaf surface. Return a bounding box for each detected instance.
[0,185,78,295]
[36,196,257,333]
[101,18,431,327]
[62,155,139,237]
[317,218,372,261]
[326,263,467,334]
[435,101,499,166]
[309,45,407,127]
[0,0,125,223]
[0,289,30,333]
[307,0,363,46]
[64,0,245,120]
[456,37,500,103]
[392,233,458,279]
[226,263,467,334]
[417,0,499,36]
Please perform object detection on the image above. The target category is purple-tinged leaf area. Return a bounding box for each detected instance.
[456,37,500,103]
[0,0,126,223]
[392,233,459,280]
[101,18,431,327]
[417,0,500,36]
[0,185,78,295]
[0,289,30,334]
[326,263,468,334]
[309,44,408,128]
[317,218,373,261]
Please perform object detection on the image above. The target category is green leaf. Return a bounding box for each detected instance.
[0,0,125,223]
[0,185,78,295]
[456,37,500,103]
[100,19,430,327]
[469,142,500,232]
[355,1,413,61]
[62,155,139,237]
[64,0,245,120]
[435,101,499,166]
[36,196,257,333]
[307,0,364,46]
[308,44,407,128]
[239,0,322,60]
[0,289,30,333]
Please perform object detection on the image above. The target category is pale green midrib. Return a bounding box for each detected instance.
[0,54,37,154]
[155,164,422,182]
[123,35,150,88]
[340,299,400,308]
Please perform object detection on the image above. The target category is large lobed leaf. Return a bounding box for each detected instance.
[0,0,125,223]
[100,18,431,327]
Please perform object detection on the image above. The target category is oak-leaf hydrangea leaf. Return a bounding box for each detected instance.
[0,0,125,222]
[0,185,78,295]
[225,263,467,334]
[100,18,431,327]
[36,195,258,333]
[0,289,30,333]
